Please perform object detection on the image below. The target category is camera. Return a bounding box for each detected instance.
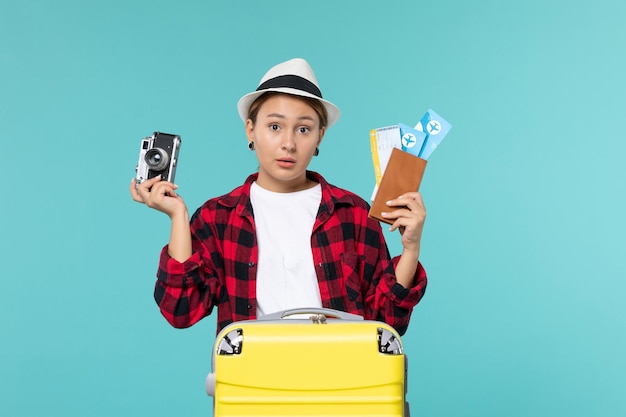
[135,132,182,184]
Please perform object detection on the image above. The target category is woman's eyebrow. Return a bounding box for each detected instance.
[265,113,315,122]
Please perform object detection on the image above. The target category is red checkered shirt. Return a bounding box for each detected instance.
[154,171,427,335]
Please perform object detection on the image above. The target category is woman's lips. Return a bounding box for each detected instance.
[276,158,296,168]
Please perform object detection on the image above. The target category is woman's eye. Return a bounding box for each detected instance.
[298,127,310,134]
[270,124,280,131]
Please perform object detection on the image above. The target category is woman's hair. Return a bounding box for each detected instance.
[247,92,328,129]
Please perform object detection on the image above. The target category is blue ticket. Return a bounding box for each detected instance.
[399,123,427,157]
[415,109,452,159]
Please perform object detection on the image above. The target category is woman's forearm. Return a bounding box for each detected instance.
[394,247,420,288]
[167,211,192,262]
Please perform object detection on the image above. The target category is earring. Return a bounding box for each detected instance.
[248,141,255,150]
[313,147,319,156]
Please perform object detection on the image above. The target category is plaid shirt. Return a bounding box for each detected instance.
[154,171,426,335]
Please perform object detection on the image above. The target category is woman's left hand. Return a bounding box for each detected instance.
[381,192,426,253]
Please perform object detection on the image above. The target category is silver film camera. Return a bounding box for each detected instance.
[135,132,181,184]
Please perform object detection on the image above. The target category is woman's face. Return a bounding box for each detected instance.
[246,94,325,192]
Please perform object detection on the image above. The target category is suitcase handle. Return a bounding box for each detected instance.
[258,307,364,321]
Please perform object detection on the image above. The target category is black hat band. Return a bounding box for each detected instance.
[256,74,322,98]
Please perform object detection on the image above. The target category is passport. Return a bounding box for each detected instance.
[368,109,451,219]
[368,148,427,225]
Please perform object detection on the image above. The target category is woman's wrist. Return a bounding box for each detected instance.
[169,207,189,224]
[401,245,420,261]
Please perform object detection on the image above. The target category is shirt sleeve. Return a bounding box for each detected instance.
[389,257,428,308]
[153,212,221,329]
[362,219,427,336]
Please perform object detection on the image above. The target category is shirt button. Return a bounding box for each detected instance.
[248,261,255,267]
[247,304,252,309]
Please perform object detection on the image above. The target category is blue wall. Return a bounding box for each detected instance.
[2,1,625,416]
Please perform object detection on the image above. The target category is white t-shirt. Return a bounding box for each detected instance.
[250,182,323,317]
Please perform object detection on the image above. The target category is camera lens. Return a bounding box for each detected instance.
[145,148,169,171]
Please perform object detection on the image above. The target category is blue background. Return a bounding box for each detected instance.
[2,1,625,416]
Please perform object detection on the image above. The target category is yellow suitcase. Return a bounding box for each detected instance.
[206,308,409,417]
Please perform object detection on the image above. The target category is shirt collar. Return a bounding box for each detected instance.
[217,171,354,219]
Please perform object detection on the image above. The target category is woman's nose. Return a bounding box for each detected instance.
[281,131,295,150]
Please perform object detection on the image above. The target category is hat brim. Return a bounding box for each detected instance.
[237,87,341,128]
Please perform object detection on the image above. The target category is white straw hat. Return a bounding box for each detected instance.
[237,58,341,128]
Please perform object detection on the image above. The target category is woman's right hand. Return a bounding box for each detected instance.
[130,176,187,219]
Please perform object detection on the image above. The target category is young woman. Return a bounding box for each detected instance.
[130,58,427,335]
